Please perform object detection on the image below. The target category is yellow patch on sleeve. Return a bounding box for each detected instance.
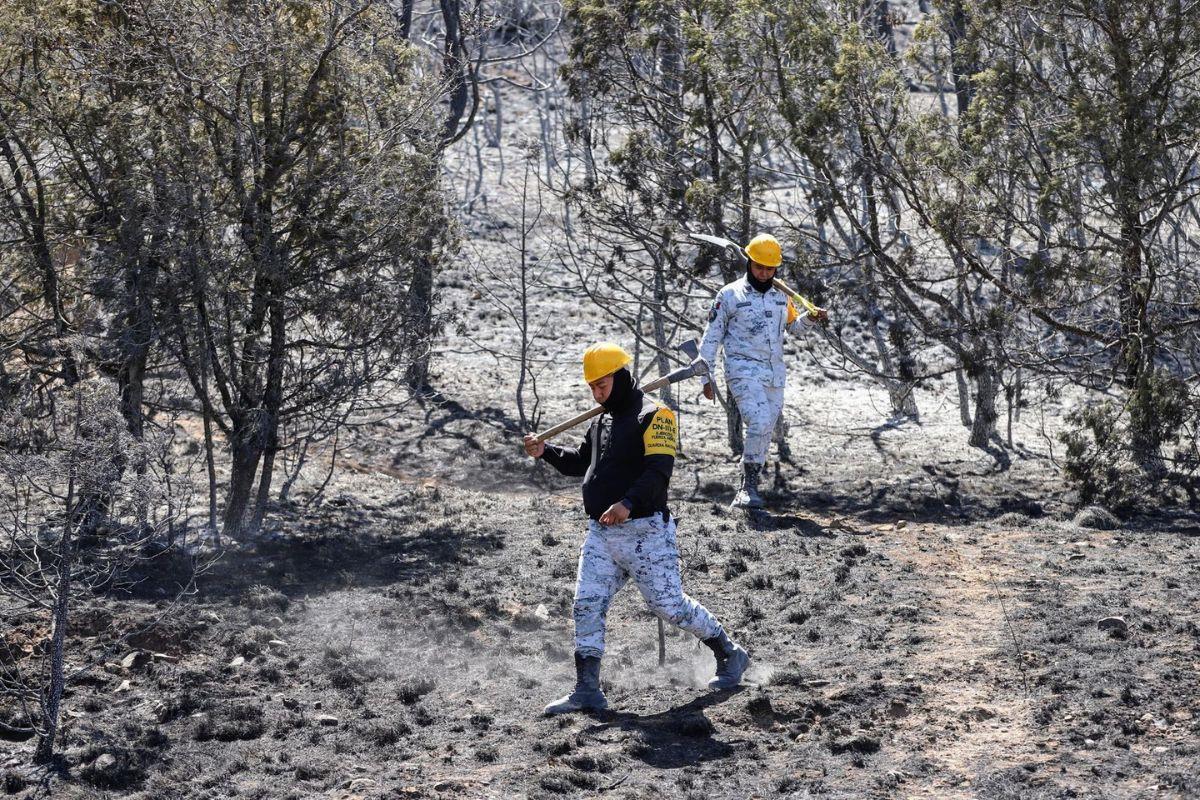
[785,297,799,326]
[643,407,678,457]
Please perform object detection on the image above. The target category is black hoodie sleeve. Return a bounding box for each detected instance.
[622,407,676,510]
[542,424,591,477]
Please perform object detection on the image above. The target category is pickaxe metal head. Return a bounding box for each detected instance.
[678,338,709,379]
[661,339,709,385]
[687,232,748,268]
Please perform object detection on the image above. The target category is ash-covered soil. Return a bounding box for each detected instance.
[5,35,1200,798]
[3,374,1199,799]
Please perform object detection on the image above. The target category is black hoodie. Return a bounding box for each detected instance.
[543,369,677,521]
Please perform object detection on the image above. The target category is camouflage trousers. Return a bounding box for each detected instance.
[573,515,722,658]
[728,375,785,464]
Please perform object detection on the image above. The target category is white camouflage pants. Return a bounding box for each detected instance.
[728,375,785,464]
[573,515,722,658]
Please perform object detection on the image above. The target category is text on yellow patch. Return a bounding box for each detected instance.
[643,407,677,456]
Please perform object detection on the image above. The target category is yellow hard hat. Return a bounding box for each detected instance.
[582,342,633,384]
[744,234,782,267]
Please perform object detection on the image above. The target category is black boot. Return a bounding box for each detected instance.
[543,652,607,715]
[731,463,765,509]
[702,628,750,690]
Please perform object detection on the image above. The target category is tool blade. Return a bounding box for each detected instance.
[687,232,740,251]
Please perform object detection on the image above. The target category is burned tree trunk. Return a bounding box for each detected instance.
[32,514,72,765]
[222,422,262,538]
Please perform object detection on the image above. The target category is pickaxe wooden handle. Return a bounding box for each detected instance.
[532,405,607,444]
[771,276,823,318]
[532,341,708,443]
[771,275,894,376]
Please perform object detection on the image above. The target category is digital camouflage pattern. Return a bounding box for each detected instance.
[699,276,810,388]
[727,378,786,464]
[572,515,721,657]
[700,276,814,463]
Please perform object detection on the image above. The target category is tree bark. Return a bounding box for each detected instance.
[943,0,975,123]
[652,241,674,410]
[955,368,973,428]
[439,0,471,144]
[116,253,160,441]
[33,524,71,765]
[404,234,436,392]
[967,351,999,448]
[33,392,87,765]
[223,429,262,539]
[249,295,286,534]
[1109,9,1161,477]
[199,345,220,544]
[399,0,414,40]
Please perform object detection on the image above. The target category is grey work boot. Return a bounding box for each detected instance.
[543,652,607,715]
[703,628,750,690]
[731,463,765,509]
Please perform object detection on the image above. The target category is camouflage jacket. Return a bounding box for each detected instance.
[699,276,811,388]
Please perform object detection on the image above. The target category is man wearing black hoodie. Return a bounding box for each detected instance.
[522,342,750,714]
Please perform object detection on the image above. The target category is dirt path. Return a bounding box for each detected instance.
[893,526,1046,796]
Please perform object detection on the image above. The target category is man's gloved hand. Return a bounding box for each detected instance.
[702,382,715,402]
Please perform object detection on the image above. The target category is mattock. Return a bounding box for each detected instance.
[530,339,709,443]
[686,231,826,318]
[687,232,903,381]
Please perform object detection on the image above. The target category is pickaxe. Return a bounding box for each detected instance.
[687,232,825,318]
[530,339,709,443]
[690,232,893,378]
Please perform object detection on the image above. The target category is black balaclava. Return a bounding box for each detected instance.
[745,263,774,293]
[601,367,636,413]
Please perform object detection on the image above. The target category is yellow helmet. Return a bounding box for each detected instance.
[582,342,633,384]
[744,234,782,267]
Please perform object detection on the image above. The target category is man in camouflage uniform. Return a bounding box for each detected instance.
[523,342,750,714]
[699,234,828,509]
